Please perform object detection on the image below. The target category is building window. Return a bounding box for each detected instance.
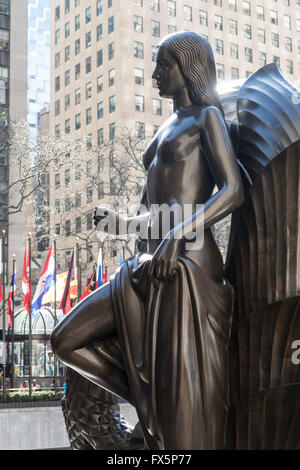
[108,16,114,33]
[285,37,292,52]
[215,38,224,55]
[199,11,208,27]
[55,174,60,188]
[65,196,71,212]
[86,6,91,23]
[65,169,70,186]
[286,59,293,74]
[65,46,70,62]
[98,128,104,145]
[98,182,104,200]
[230,43,238,59]
[97,75,103,92]
[65,94,70,110]
[97,49,103,66]
[273,56,280,67]
[256,5,264,21]
[151,20,160,37]
[168,25,176,34]
[75,38,80,55]
[108,0,113,7]
[243,1,251,16]
[55,52,60,68]
[98,154,104,172]
[86,107,92,125]
[87,214,93,231]
[65,22,70,38]
[65,220,71,237]
[134,41,144,58]
[184,5,192,21]
[97,101,104,118]
[97,24,103,41]
[271,32,279,48]
[55,76,60,92]
[86,56,92,73]
[75,164,81,180]
[86,159,92,176]
[134,0,143,5]
[215,15,223,31]
[214,0,222,6]
[136,121,145,139]
[228,0,237,12]
[86,31,92,48]
[55,29,60,45]
[152,98,162,115]
[97,0,103,15]
[244,24,252,40]
[0,30,10,52]
[108,42,114,60]
[87,186,93,203]
[75,217,82,234]
[133,15,143,32]
[229,19,237,35]
[216,63,224,80]
[55,125,60,137]
[65,0,70,14]
[109,68,115,86]
[167,1,176,16]
[150,0,159,12]
[270,10,278,25]
[134,67,144,85]
[75,192,81,208]
[75,14,80,31]
[75,64,80,80]
[86,81,92,98]
[65,119,70,134]
[55,6,60,21]
[297,18,300,32]
[75,88,81,105]
[109,95,115,113]
[257,28,265,44]
[231,67,239,79]
[86,134,92,149]
[109,122,115,140]
[245,47,253,63]
[55,224,60,236]
[135,95,144,112]
[284,15,291,30]
[152,45,157,61]
[75,113,81,130]
[259,51,266,67]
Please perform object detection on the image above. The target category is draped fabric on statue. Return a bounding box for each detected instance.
[101,253,233,450]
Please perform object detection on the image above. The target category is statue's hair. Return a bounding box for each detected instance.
[159,31,223,114]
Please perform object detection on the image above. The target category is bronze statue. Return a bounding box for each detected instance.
[51,31,243,450]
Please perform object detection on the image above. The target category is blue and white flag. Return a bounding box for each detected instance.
[31,246,55,316]
[96,245,103,288]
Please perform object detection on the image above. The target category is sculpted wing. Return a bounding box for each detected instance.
[219,64,300,449]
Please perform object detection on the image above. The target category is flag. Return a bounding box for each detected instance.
[7,270,16,327]
[42,270,77,305]
[31,246,55,316]
[80,270,96,301]
[0,278,2,303]
[103,266,108,284]
[60,249,77,314]
[96,245,103,288]
[22,243,31,314]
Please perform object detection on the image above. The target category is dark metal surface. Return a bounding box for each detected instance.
[52,32,242,450]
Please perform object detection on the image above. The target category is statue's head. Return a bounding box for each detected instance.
[154,31,222,113]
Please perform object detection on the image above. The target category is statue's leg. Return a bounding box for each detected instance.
[51,283,132,404]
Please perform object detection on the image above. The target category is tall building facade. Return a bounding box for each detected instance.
[50,0,300,282]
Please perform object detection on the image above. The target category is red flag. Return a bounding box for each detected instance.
[0,278,2,303]
[7,271,16,327]
[60,249,77,314]
[103,267,108,284]
[79,270,96,301]
[22,244,31,314]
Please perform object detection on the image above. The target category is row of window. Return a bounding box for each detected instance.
[55,17,112,46]
[55,0,108,21]
[56,213,94,237]
[204,0,300,12]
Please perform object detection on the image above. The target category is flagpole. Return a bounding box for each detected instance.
[78,257,82,299]
[53,235,57,391]
[75,238,81,299]
[28,233,32,397]
[1,229,6,395]
[11,254,16,390]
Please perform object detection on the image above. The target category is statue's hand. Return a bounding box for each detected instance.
[94,206,121,235]
[149,238,181,280]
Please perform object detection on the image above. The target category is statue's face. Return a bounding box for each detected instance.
[152,47,186,99]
